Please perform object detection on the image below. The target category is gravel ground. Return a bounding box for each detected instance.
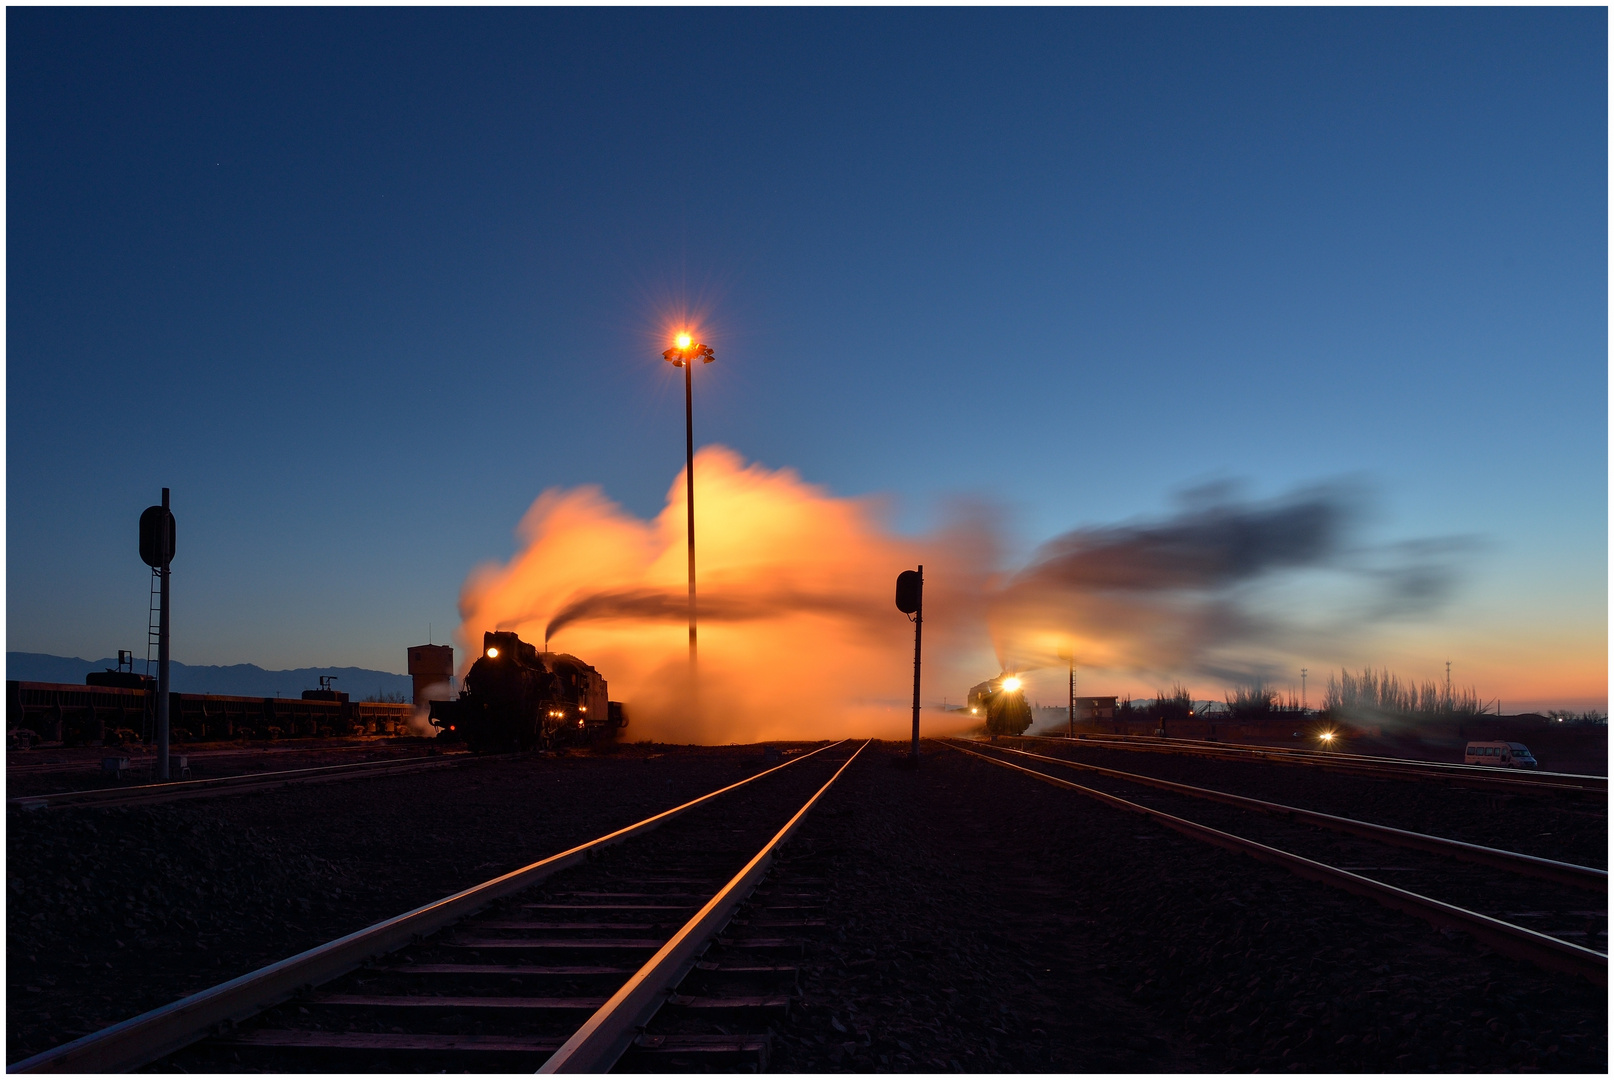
[5,737,448,798]
[1011,737,1607,869]
[767,741,1606,1072]
[6,742,806,1064]
[8,738,1606,1071]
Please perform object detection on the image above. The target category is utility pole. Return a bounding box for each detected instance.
[1445,660,1452,710]
[1301,668,1308,711]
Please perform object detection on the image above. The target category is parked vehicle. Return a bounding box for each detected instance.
[1463,741,1538,769]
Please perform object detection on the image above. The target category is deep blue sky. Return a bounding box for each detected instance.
[7,9,1606,703]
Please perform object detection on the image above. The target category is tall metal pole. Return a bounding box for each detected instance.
[684,359,697,670]
[157,488,171,781]
[1068,661,1075,737]
[910,566,922,761]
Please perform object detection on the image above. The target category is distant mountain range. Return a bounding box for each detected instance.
[6,652,414,700]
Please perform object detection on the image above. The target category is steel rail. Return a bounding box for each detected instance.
[1009,733,1607,796]
[1020,731,1608,788]
[5,739,414,774]
[7,752,480,810]
[981,741,1606,892]
[540,740,870,1072]
[942,740,1606,986]
[8,740,848,1073]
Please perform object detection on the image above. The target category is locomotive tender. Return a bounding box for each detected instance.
[429,631,626,752]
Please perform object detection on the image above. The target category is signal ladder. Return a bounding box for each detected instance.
[143,567,161,741]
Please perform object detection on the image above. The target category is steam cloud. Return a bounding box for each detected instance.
[456,452,1465,742]
[457,447,988,744]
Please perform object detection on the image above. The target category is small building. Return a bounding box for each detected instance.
[407,644,454,708]
[1076,696,1118,721]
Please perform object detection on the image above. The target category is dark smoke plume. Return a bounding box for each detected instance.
[539,587,882,642]
[987,482,1467,684]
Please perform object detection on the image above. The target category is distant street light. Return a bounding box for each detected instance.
[663,333,715,669]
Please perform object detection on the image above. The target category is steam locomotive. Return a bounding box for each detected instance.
[967,673,1033,737]
[429,631,626,753]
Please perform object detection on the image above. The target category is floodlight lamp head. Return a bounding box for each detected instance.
[662,338,715,367]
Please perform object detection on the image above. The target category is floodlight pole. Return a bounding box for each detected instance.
[683,358,697,670]
[662,337,713,681]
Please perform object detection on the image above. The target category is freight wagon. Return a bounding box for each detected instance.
[6,680,415,747]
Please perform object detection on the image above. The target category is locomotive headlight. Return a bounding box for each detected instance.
[486,647,499,658]
[1002,677,1022,692]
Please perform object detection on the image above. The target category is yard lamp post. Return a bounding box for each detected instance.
[663,333,714,671]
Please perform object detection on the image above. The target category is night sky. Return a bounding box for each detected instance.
[7,9,1606,710]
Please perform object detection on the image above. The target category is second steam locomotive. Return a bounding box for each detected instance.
[429,631,625,753]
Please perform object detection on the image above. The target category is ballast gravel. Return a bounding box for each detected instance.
[7,737,1607,1071]
[5,743,787,1064]
[765,741,1605,1073]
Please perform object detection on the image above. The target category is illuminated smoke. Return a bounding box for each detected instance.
[456,447,987,743]
[986,481,1467,687]
[457,457,1466,742]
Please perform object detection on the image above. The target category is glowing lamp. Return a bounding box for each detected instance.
[662,335,715,368]
[1002,677,1022,692]
[486,647,499,658]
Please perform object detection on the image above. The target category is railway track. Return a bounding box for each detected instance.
[5,739,424,776]
[1007,732,1607,797]
[944,739,1607,986]
[6,751,481,810]
[12,738,868,1073]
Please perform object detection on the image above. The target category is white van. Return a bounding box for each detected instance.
[1463,741,1538,769]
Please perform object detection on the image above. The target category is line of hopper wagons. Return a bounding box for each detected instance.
[6,630,626,755]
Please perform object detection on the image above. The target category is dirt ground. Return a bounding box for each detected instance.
[768,742,1606,1073]
[7,738,1607,1071]
[6,742,793,1063]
